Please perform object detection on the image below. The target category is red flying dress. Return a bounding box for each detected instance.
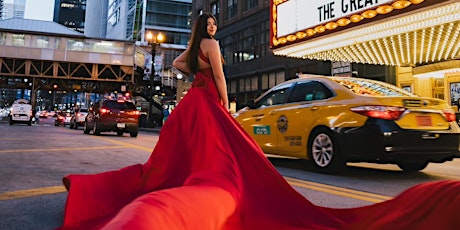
[58,50,460,230]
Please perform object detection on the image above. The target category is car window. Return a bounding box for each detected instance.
[79,109,88,113]
[255,83,292,108]
[105,101,136,110]
[287,81,333,103]
[332,77,417,96]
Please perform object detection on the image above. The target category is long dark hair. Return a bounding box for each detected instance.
[187,13,216,74]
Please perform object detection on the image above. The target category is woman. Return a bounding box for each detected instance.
[58,14,460,229]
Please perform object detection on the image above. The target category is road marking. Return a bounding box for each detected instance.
[0,186,67,201]
[93,136,153,152]
[285,177,392,203]
[0,136,392,203]
[0,177,392,203]
[0,137,76,141]
[0,145,131,153]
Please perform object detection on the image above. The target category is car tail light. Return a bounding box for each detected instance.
[126,110,140,116]
[443,109,456,122]
[100,108,110,114]
[350,106,406,120]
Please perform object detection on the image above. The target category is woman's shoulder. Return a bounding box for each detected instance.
[201,38,219,49]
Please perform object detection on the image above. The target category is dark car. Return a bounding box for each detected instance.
[84,97,140,137]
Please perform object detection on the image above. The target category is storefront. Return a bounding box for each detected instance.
[270,0,460,108]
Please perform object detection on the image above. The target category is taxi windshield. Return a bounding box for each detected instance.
[331,77,417,97]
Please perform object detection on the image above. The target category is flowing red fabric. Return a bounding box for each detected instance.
[58,67,460,230]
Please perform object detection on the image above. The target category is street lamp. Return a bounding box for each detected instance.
[146,31,165,127]
[146,31,165,77]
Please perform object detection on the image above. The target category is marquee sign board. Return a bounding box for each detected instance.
[276,0,393,38]
[270,0,433,49]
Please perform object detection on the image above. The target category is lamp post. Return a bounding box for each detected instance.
[146,31,165,127]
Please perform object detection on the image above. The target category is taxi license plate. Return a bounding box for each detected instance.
[416,116,432,126]
[117,123,126,128]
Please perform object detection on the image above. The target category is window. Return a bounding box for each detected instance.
[227,0,237,19]
[433,78,444,99]
[251,76,258,90]
[108,8,120,27]
[286,81,333,103]
[212,1,220,23]
[0,33,6,45]
[230,80,237,93]
[243,0,257,11]
[220,20,269,64]
[105,101,136,110]
[450,82,460,105]
[12,34,25,46]
[239,78,245,92]
[255,83,292,108]
[35,36,50,48]
[245,78,251,91]
[261,74,269,89]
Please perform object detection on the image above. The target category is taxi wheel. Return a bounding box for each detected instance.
[397,162,428,172]
[308,128,344,173]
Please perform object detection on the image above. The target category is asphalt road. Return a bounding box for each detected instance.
[1,116,459,229]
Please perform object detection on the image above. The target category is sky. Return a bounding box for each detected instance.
[5,0,55,21]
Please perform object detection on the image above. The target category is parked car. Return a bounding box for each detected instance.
[233,74,460,173]
[84,96,140,137]
[9,99,32,126]
[69,108,88,129]
[55,111,72,126]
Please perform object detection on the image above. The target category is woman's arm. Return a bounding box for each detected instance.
[207,40,229,110]
[172,49,191,74]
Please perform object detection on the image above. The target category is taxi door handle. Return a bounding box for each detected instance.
[311,106,319,110]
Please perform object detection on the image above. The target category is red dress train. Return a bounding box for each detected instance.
[58,67,460,229]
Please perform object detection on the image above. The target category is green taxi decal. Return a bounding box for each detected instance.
[253,126,271,135]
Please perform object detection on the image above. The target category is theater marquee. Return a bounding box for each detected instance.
[270,0,460,67]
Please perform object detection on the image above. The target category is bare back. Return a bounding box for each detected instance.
[198,39,214,70]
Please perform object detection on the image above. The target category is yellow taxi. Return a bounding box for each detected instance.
[233,74,460,172]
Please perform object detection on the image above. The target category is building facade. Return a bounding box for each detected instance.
[84,0,108,38]
[192,0,391,109]
[53,0,86,33]
[1,0,25,20]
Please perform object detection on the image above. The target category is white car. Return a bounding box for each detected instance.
[69,108,88,129]
[9,99,33,126]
